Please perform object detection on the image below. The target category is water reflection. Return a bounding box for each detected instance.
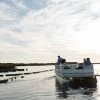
[55,77,97,99]
[55,78,69,99]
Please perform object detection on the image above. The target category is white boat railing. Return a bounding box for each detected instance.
[55,63,94,77]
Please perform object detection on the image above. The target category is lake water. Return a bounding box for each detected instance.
[0,64,100,100]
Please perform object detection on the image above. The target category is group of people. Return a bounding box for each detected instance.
[83,58,91,65]
[57,56,92,66]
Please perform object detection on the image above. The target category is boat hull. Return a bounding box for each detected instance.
[70,77,97,88]
[55,74,70,85]
[56,74,97,88]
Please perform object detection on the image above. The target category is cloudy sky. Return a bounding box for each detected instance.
[0,0,100,63]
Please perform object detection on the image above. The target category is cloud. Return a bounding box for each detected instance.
[12,0,27,9]
[0,28,30,48]
[1,0,100,62]
[0,3,13,20]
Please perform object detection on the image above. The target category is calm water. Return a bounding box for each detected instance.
[0,64,100,100]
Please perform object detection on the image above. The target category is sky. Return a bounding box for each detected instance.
[0,0,100,63]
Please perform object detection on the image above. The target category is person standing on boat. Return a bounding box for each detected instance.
[57,56,62,64]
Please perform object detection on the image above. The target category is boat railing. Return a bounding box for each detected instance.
[56,62,93,70]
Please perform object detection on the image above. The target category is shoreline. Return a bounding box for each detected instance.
[0,63,55,72]
[0,62,100,72]
[0,62,100,67]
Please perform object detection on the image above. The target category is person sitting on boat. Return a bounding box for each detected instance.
[61,58,66,64]
[86,58,91,65]
[57,56,63,64]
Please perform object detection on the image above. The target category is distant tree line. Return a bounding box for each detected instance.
[0,62,99,72]
[0,63,55,72]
